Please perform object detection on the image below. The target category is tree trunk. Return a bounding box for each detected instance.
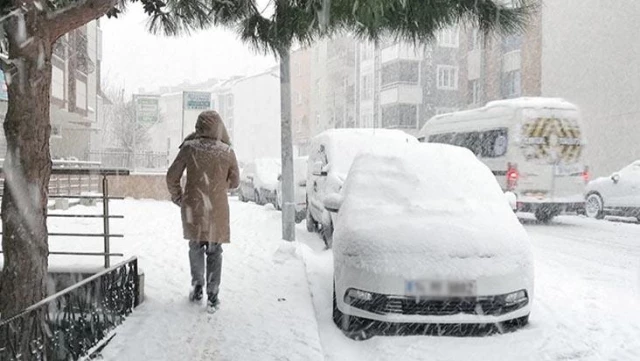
[0,9,53,319]
[279,49,295,241]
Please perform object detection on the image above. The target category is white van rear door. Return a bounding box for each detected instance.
[517,109,585,201]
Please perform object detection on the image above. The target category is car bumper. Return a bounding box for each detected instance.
[335,264,532,324]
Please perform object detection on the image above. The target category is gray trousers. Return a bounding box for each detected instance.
[188,241,223,297]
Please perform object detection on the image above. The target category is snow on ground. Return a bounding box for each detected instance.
[298,215,640,361]
[7,197,640,360]
[62,199,324,361]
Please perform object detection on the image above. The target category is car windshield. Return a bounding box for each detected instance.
[1,1,639,360]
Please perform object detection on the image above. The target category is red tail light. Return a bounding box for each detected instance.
[582,166,590,184]
[506,163,519,191]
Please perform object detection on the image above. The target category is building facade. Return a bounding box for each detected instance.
[1,20,104,162]
[457,1,640,176]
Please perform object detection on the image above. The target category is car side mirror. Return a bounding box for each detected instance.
[611,173,620,184]
[312,161,327,176]
[324,193,343,213]
[277,174,282,181]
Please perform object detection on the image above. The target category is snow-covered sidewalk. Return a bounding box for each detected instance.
[84,199,323,361]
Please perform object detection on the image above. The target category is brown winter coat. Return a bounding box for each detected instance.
[166,111,240,243]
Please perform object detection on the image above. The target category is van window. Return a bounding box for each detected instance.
[428,128,508,158]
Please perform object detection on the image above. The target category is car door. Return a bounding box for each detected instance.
[606,163,639,207]
[620,162,640,207]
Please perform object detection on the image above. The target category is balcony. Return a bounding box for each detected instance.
[381,44,422,63]
[380,84,423,105]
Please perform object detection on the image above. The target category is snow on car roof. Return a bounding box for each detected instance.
[333,143,533,279]
[313,128,418,176]
[254,158,281,188]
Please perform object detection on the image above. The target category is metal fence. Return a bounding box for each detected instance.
[89,150,169,170]
[0,168,130,268]
[0,257,140,361]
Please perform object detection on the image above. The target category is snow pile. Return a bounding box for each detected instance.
[254,157,281,190]
[333,143,533,281]
[313,128,418,178]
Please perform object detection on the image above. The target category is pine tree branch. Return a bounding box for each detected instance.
[47,0,117,41]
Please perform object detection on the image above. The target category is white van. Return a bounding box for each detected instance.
[418,97,587,222]
[306,129,418,246]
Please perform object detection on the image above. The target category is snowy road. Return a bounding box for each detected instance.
[53,198,640,360]
[299,215,640,361]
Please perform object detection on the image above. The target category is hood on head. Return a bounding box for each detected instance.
[195,111,231,145]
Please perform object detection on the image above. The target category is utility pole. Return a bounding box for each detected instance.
[279,49,295,241]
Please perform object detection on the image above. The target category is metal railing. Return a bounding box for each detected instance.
[0,257,140,361]
[0,160,103,196]
[0,168,130,268]
[89,150,169,170]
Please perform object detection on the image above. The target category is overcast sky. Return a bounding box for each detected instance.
[101,6,276,94]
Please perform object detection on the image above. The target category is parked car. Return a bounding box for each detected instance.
[306,129,417,247]
[584,160,640,221]
[327,143,534,339]
[277,156,308,223]
[238,158,281,206]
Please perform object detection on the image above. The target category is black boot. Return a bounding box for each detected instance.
[190,285,203,302]
[207,293,220,312]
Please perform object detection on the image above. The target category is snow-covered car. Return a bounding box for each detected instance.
[584,160,640,221]
[327,143,534,339]
[277,156,308,223]
[306,129,418,247]
[239,158,281,206]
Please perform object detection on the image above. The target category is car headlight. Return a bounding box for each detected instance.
[345,288,373,303]
[503,290,528,306]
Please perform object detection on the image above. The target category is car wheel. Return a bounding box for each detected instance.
[534,208,558,223]
[322,221,334,249]
[585,193,605,220]
[255,190,265,205]
[306,205,318,233]
[333,283,374,341]
[238,191,248,203]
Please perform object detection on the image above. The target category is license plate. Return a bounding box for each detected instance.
[554,163,581,176]
[405,280,477,297]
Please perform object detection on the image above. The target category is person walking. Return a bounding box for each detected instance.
[166,110,240,311]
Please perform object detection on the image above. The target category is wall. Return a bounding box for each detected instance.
[540,0,640,176]
[230,68,281,164]
[105,173,170,201]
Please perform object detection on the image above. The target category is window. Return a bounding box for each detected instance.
[428,128,509,158]
[502,34,523,53]
[51,124,62,138]
[381,104,417,129]
[469,80,481,105]
[381,60,419,87]
[75,79,87,110]
[437,27,459,48]
[52,65,65,101]
[437,65,458,90]
[502,70,521,98]
[361,74,372,100]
